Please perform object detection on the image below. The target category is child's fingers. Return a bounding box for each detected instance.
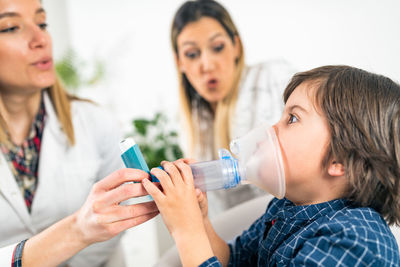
[161,161,184,187]
[195,188,202,197]
[196,189,205,203]
[181,158,197,165]
[142,178,165,204]
[196,189,207,202]
[173,160,195,187]
[196,189,208,214]
[150,167,174,193]
[198,197,207,209]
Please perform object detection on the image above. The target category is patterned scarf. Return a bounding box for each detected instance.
[0,95,46,213]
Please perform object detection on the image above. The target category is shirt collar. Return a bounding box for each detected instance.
[269,198,350,221]
[28,92,46,140]
[2,92,46,152]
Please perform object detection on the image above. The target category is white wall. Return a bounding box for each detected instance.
[43,0,400,134]
[42,0,71,59]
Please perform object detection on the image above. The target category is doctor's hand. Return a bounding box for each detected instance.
[73,168,159,246]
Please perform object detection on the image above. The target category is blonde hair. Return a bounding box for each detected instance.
[0,76,76,146]
[171,0,245,158]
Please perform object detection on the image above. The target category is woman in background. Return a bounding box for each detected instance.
[0,0,158,266]
[171,0,295,215]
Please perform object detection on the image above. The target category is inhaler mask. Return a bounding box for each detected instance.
[230,124,286,199]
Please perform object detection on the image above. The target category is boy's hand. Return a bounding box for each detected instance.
[142,160,205,239]
[196,188,209,220]
[178,158,210,220]
[142,160,215,266]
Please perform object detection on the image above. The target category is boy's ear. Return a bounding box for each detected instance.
[327,161,345,177]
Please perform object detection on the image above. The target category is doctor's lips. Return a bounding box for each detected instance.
[32,57,53,71]
[206,78,219,89]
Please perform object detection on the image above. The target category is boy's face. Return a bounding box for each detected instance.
[274,82,334,205]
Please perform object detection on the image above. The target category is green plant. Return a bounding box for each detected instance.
[55,49,105,92]
[127,112,183,169]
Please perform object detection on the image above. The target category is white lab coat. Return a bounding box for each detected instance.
[0,92,124,266]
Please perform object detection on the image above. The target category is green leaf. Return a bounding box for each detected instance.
[133,119,150,136]
[126,112,184,169]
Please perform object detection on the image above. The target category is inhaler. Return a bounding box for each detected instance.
[190,124,286,199]
[118,124,286,199]
[119,138,155,204]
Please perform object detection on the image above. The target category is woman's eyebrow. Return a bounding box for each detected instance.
[181,41,197,47]
[180,32,224,47]
[209,32,224,42]
[0,8,45,20]
[0,12,19,20]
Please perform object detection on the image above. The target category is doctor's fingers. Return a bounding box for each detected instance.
[99,182,161,207]
[95,168,150,192]
[95,201,159,224]
[106,211,159,236]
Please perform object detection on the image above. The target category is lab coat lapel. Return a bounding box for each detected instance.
[33,92,69,213]
[0,92,69,233]
[0,152,35,232]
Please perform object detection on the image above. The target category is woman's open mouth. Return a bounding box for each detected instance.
[207,78,219,89]
[33,58,53,71]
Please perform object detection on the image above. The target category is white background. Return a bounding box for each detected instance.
[43,0,400,133]
[41,1,400,266]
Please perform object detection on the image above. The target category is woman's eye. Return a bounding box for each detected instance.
[38,23,48,30]
[0,26,18,33]
[213,43,224,53]
[288,114,298,124]
[184,50,200,59]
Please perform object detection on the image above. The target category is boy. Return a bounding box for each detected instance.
[143,65,400,266]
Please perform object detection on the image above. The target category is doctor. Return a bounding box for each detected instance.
[0,0,158,266]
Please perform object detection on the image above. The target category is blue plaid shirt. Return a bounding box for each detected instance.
[200,198,399,267]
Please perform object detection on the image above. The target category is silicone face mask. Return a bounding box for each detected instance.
[230,124,286,198]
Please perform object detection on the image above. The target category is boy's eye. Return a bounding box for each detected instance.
[0,26,18,33]
[213,43,224,53]
[184,50,200,59]
[288,114,298,124]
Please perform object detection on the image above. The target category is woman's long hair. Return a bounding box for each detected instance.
[171,0,245,158]
[0,76,76,146]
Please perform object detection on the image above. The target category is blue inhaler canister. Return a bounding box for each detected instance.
[119,137,154,204]
[120,138,150,173]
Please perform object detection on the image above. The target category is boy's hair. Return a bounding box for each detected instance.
[283,65,400,226]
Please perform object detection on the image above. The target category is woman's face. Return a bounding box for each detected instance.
[176,17,240,105]
[0,0,55,94]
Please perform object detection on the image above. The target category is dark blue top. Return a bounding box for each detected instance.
[199,198,399,266]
